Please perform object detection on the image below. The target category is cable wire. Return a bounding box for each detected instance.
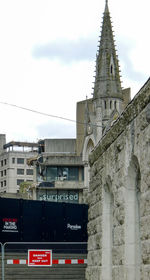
[0,101,102,127]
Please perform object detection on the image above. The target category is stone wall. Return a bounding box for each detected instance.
[86,78,150,280]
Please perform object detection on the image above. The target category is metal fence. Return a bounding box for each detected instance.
[0,242,87,280]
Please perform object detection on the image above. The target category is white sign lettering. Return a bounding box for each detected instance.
[67,223,81,230]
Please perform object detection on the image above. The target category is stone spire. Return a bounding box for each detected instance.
[105,0,109,13]
[93,0,122,101]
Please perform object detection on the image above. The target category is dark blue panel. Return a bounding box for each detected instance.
[0,198,21,242]
[0,198,88,243]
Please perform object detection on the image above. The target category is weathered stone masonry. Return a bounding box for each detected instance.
[86,78,150,280]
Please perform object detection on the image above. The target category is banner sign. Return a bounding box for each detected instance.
[28,250,52,266]
[2,218,18,233]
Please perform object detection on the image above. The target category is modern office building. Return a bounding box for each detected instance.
[0,134,38,193]
[29,138,85,203]
[0,135,86,203]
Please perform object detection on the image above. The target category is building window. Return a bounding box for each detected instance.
[1,182,3,187]
[4,170,6,176]
[104,100,107,109]
[1,171,3,177]
[110,100,112,109]
[111,65,112,74]
[1,160,3,167]
[17,158,24,164]
[26,169,34,175]
[12,158,15,164]
[17,169,24,175]
[4,180,6,186]
[4,159,7,165]
[17,179,24,186]
[114,101,117,109]
[57,167,68,180]
[110,64,114,75]
[40,166,81,182]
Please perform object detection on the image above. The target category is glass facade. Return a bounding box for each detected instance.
[26,169,34,175]
[17,179,24,186]
[17,168,24,175]
[17,158,24,164]
[37,166,83,182]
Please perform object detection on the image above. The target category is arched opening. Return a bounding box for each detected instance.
[125,155,141,280]
[110,100,112,109]
[110,56,114,76]
[110,64,113,75]
[102,176,113,280]
[82,137,94,189]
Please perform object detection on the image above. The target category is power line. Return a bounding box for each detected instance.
[0,101,102,127]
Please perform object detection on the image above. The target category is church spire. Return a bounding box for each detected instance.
[105,0,109,13]
[93,0,122,101]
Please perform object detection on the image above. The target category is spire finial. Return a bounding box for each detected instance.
[105,0,109,12]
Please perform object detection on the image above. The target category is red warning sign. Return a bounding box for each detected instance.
[28,250,52,266]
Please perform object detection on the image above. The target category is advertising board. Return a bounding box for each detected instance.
[0,197,88,243]
[28,250,52,266]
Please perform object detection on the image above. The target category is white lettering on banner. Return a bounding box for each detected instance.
[67,223,81,230]
[33,254,47,257]
[3,223,17,230]
[28,250,52,267]
[2,218,18,233]
[38,192,79,202]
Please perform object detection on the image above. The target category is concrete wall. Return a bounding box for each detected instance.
[44,154,83,166]
[76,100,86,156]
[86,78,150,280]
[76,99,94,156]
[0,134,6,154]
[44,139,76,153]
[122,87,131,110]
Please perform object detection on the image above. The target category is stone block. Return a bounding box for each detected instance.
[87,217,102,236]
[114,187,125,207]
[88,235,97,251]
[141,241,150,265]
[112,245,124,265]
[88,249,102,266]
[88,232,102,251]
[140,192,150,217]
[88,202,102,221]
[89,186,102,206]
[141,216,150,241]
[141,265,150,280]
[113,225,124,246]
[112,265,125,280]
[90,174,102,192]
[86,266,102,280]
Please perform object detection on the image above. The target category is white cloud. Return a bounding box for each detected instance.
[0,0,149,142]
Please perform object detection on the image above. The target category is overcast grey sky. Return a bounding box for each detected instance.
[0,0,149,142]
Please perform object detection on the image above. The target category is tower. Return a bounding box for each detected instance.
[81,0,130,190]
[93,0,123,139]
